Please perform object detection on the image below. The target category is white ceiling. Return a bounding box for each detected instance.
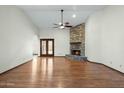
[18,5,106,30]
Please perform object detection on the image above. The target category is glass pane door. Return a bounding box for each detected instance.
[40,39,54,56]
[48,40,53,55]
[42,40,47,55]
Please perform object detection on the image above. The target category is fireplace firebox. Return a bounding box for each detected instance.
[70,42,81,56]
[71,50,81,55]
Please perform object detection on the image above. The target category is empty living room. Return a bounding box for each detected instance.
[0,0,124,92]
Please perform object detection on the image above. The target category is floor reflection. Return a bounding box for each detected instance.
[41,57,53,80]
[47,58,53,77]
[31,56,54,81]
[41,57,53,79]
[32,56,38,74]
[41,58,47,77]
[31,55,38,82]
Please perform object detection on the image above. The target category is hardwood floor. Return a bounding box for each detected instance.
[0,56,124,88]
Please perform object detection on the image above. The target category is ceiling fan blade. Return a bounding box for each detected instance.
[65,25,73,27]
[61,9,64,25]
[65,22,70,24]
[54,23,59,25]
[53,26,59,28]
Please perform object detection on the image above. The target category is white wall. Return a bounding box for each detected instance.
[0,6,40,74]
[85,6,124,73]
[40,29,70,56]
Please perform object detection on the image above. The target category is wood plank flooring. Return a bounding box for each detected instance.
[0,56,124,88]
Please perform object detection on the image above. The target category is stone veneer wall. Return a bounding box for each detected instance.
[70,23,85,56]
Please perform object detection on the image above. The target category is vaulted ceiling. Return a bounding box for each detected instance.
[18,5,106,30]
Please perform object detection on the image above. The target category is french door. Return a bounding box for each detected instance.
[40,39,54,56]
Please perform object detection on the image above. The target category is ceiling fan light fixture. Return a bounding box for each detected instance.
[60,25,64,29]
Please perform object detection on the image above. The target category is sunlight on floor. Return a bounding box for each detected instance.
[41,57,53,80]
[47,58,53,77]
[32,56,38,74]
[31,56,38,82]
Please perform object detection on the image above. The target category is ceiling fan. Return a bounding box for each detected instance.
[53,9,73,29]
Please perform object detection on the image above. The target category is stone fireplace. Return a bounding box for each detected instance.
[66,23,87,61]
[70,23,85,56]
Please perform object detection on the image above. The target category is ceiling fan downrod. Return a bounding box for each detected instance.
[61,9,64,26]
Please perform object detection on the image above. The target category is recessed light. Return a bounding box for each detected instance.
[59,22,62,25]
[72,14,76,18]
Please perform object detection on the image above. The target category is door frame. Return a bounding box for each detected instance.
[40,39,54,57]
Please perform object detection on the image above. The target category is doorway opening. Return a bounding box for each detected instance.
[40,39,54,56]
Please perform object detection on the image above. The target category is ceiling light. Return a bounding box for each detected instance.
[60,25,64,29]
[72,14,76,18]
